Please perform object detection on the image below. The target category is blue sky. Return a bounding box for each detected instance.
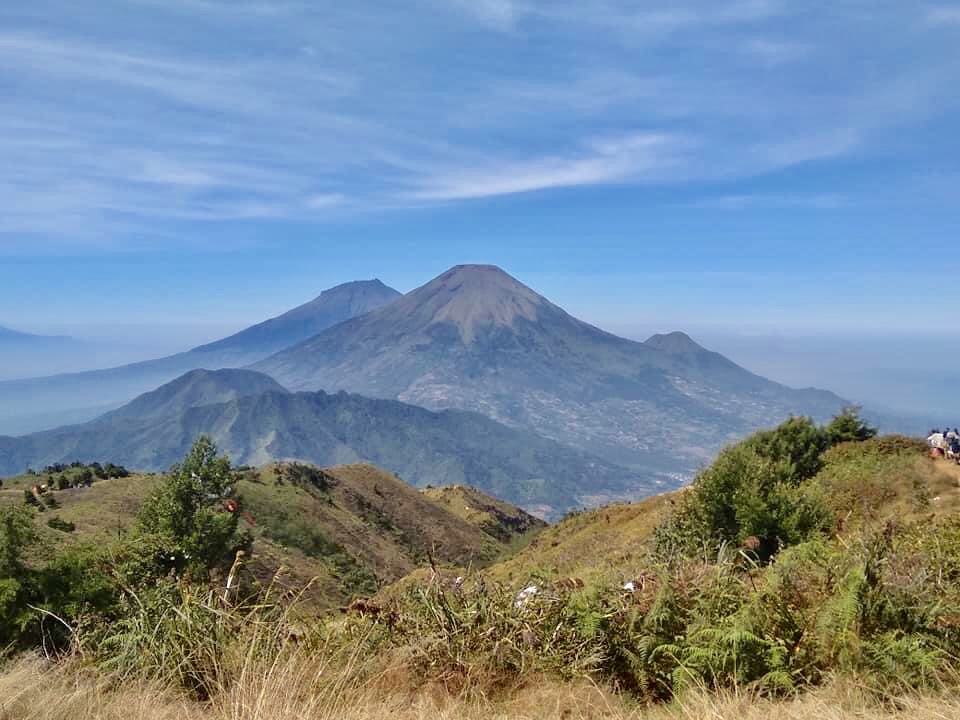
[1,0,958,354]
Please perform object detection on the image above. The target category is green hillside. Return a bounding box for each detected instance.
[0,457,544,609]
[421,484,547,545]
[1,369,644,518]
[488,433,959,587]
[2,415,959,719]
[355,415,960,701]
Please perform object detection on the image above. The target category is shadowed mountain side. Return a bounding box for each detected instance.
[0,280,401,435]
[253,265,847,475]
[103,368,289,421]
[0,373,651,518]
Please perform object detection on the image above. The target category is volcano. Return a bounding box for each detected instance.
[253,265,845,477]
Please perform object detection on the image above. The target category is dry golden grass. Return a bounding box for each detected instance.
[489,491,678,586]
[4,653,959,720]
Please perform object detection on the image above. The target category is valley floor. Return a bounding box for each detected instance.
[1,657,958,720]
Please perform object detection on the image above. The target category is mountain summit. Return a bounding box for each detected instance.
[406,265,544,343]
[105,368,288,421]
[644,331,706,355]
[253,265,846,482]
[193,279,400,356]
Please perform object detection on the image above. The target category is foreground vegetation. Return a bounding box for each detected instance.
[3,653,960,720]
[1,409,959,719]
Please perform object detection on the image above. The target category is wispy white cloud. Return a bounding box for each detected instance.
[524,0,785,36]
[924,5,960,25]
[304,193,348,209]
[408,133,686,200]
[131,0,306,16]
[691,193,847,210]
[750,129,862,171]
[0,0,955,245]
[742,38,809,65]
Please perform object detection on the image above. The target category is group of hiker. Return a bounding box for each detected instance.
[928,428,960,461]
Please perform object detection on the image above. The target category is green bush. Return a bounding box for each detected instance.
[657,411,881,563]
[742,416,829,482]
[824,406,878,445]
[136,436,244,579]
[658,441,832,562]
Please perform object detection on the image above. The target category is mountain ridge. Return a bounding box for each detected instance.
[0,279,401,435]
[0,368,649,517]
[252,264,847,477]
[191,279,400,355]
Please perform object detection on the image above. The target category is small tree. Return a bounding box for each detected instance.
[743,416,829,483]
[825,406,878,445]
[0,506,38,646]
[137,436,241,579]
[661,418,835,562]
[0,505,36,578]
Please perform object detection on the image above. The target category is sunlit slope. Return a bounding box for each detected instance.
[1,460,544,607]
[486,436,960,587]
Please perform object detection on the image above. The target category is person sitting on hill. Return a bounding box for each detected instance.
[928,430,946,449]
[949,436,960,460]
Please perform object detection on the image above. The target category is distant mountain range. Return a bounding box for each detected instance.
[0,264,859,515]
[0,369,646,517]
[0,280,400,435]
[253,265,846,474]
[0,326,84,390]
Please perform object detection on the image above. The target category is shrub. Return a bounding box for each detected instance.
[742,416,829,482]
[658,441,832,562]
[0,506,38,647]
[136,436,244,579]
[824,406,878,445]
[657,413,887,564]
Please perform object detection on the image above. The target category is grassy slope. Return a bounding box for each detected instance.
[4,438,960,719]
[0,461,543,608]
[816,439,960,527]
[488,491,678,586]
[420,484,547,545]
[485,437,960,588]
[236,464,516,602]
